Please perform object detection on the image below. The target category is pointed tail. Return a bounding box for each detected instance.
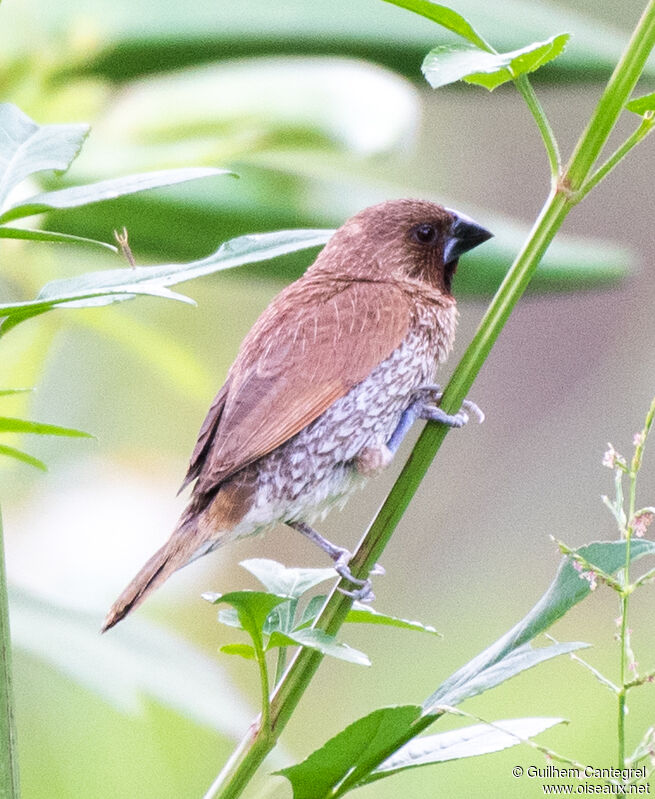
[101,518,199,632]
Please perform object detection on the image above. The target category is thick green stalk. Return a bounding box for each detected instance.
[207,3,655,796]
[0,509,20,799]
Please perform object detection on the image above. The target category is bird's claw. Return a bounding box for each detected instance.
[333,549,377,602]
[413,384,484,428]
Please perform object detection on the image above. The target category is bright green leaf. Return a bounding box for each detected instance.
[0,226,118,251]
[240,558,337,599]
[363,717,565,784]
[0,103,88,209]
[0,389,33,397]
[626,92,655,115]
[275,705,422,799]
[203,590,289,648]
[424,540,655,712]
[268,628,370,666]
[0,229,333,331]
[0,167,236,224]
[422,34,570,91]
[0,444,47,471]
[219,643,257,660]
[345,602,441,636]
[381,0,491,50]
[0,416,92,438]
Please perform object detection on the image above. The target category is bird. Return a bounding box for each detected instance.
[102,199,492,631]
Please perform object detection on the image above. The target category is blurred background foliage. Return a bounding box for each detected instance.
[1,0,655,797]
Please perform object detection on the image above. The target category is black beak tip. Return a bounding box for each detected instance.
[444,209,493,264]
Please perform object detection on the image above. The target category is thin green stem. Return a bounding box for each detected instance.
[514,74,561,180]
[205,4,655,796]
[0,508,20,799]
[254,642,271,734]
[574,116,655,203]
[564,0,655,191]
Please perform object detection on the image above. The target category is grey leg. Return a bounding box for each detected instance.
[386,383,484,453]
[288,520,376,602]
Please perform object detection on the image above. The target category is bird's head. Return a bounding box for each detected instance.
[315,199,493,296]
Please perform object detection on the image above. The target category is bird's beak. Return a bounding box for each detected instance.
[443,210,493,265]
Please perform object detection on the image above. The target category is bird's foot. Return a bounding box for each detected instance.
[412,383,485,428]
[288,521,380,602]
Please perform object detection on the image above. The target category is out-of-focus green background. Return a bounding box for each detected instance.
[2,0,655,797]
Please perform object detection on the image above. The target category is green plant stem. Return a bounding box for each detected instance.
[0,509,20,799]
[618,395,655,767]
[205,3,655,796]
[574,115,655,203]
[564,0,655,191]
[514,74,561,180]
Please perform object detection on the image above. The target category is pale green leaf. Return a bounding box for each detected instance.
[381,0,491,50]
[267,628,370,666]
[422,34,570,91]
[626,92,655,115]
[0,226,117,251]
[219,643,257,660]
[0,444,47,471]
[0,103,88,209]
[240,558,337,598]
[0,167,235,224]
[423,540,655,712]
[364,717,565,783]
[345,602,441,636]
[0,416,92,438]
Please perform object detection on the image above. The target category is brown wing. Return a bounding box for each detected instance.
[189,279,411,498]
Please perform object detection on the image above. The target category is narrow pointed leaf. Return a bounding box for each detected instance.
[422,34,570,91]
[345,602,441,636]
[363,717,565,783]
[267,628,370,666]
[626,92,655,115]
[424,540,655,712]
[0,103,88,209]
[381,0,491,50]
[0,444,47,471]
[275,705,422,799]
[0,229,333,321]
[240,558,337,598]
[0,226,118,251]
[0,416,92,438]
[219,643,257,660]
[0,167,236,224]
[0,389,33,397]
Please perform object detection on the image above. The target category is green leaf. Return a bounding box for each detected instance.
[219,643,257,660]
[363,717,565,784]
[0,416,92,438]
[275,705,422,799]
[381,0,491,50]
[0,444,47,471]
[0,103,88,209]
[0,229,333,330]
[0,167,236,224]
[626,92,655,115]
[0,226,117,251]
[423,540,655,712]
[422,34,570,91]
[0,389,33,397]
[10,585,254,737]
[240,558,337,599]
[203,590,289,648]
[267,628,370,666]
[345,602,441,636]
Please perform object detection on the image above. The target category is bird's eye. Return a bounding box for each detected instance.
[412,223,439,245]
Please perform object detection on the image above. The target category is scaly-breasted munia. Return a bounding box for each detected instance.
[102,199,492,631]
